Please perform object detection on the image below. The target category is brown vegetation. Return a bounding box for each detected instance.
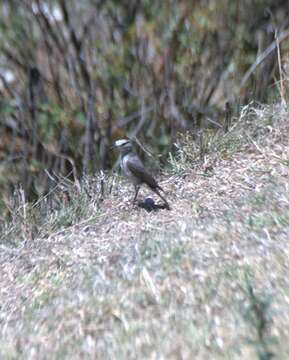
[0,0,289,203]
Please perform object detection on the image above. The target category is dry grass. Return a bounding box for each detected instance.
[1,104,289,359]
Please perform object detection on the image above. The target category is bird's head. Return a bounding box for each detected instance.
[112,139,133,154]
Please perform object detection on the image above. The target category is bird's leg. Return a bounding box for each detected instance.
[133,185,140,203]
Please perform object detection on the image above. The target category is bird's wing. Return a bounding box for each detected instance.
[127,155,158,189]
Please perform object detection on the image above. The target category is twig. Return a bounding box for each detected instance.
[246,133,265,155]
[239,28,289,91]
[115,105,154,129]
[31,170,74,209]
[275,30,286,106]
[132,137,158,159]
[224,101,231,133]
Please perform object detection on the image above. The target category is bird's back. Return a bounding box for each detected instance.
[122,153,158,189]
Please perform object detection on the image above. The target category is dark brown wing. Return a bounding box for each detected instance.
[127,155,158,189]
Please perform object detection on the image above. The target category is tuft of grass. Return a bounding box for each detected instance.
[167,102,288,175]
[0,172,116,246]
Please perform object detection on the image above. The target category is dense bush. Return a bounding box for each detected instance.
[0,0,288,202]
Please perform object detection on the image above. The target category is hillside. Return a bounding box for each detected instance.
[1,104,289,359]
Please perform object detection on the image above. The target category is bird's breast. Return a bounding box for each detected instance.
[121,154,141,184]
[121,154,133,176]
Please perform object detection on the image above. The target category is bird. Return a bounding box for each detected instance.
[112,139,170,210]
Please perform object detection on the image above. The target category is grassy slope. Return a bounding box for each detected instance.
[0,104,289,359]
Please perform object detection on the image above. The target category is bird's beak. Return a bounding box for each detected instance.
[110,144,116,150]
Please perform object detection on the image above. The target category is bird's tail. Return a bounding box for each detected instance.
[157,184,163,192]
[153,187,171,210]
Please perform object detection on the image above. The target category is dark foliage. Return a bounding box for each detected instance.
[0,0,288,205]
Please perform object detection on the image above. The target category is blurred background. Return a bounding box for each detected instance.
[0,0,288,207]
